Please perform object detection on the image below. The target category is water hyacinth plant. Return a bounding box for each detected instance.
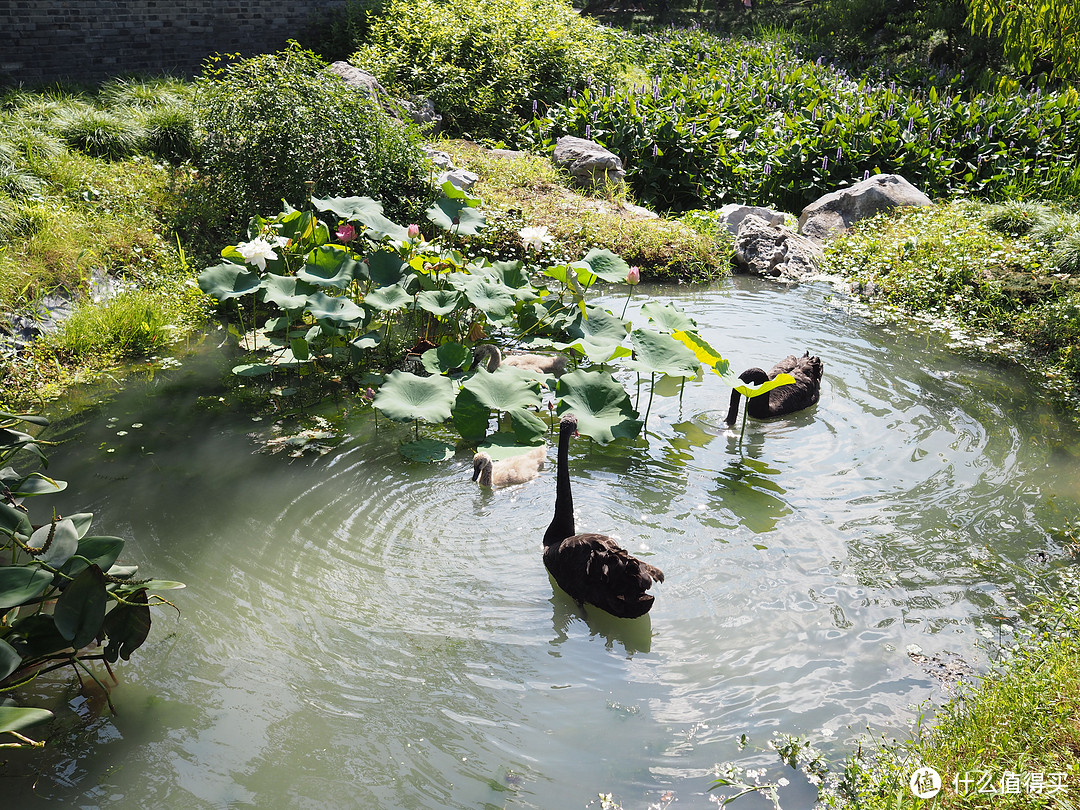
[199,183,785,455]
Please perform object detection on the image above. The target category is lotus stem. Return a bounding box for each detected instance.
[643,372,656,429]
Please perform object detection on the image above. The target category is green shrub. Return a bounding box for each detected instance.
[983,199,1054,235]
[138,102,196,162]
[194,43,431,231]
[352,0,622,142]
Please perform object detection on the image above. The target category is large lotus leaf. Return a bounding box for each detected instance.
[275,209,329,248]
[232,362,275,376]
[486,260,531,289]
[416,289,464,317]
[260,274,317,311]
[452,387,490,443]
[623,329,700,377]
[350,331,383,352]
[0,567,54,611]
[478,433,548,460]
[567,304,631,343]
[642,301,697,332]
[556,369,643,444]
[0,706,53,735]
[457,277,517,323]
[102,588,151,663]
[579,248,630,283]
[0,638,21,681]
[374,371,456,424]
[366,249,407,287]
[517,300,576,337]
[399,439,455,463]
[461,369,542,412]
[672,330,727,373]
[426,197,486,236]
[364,283,412,313]
[54,564,108,649]
[297,246,364,289]
[550,336,631,365]
[438,179,482,206]
[421,342,471,375]
[29,518,79,568]
[198,262,261,301]
[311,195,384,224]
[305,292,367,326]
[508,409,548,443]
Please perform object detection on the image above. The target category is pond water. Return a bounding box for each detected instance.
[6,276,1080,809]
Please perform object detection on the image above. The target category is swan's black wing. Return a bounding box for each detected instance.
[767,353,823,414]
[544,533,664,619]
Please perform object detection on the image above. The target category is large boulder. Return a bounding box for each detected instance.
[799,174,932,243]
[733,214,822,282]
[552,136,625,189]
[329,61,442,133]
[717,203,786,234]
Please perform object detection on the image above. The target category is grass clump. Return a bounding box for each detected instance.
[54,106,144,160]
[193,42,431,232]
[352,0,624,143]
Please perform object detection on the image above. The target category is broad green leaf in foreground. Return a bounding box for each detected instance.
[198,262,261,301]
[643,302,698,333]
[623,329,700,377]
[374,371,456,424]
[555,369,643,444]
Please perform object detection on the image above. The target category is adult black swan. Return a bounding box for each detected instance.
[543,413,664,618]
[724,352,823,426]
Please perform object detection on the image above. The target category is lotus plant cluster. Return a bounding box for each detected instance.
[199,184,789,458]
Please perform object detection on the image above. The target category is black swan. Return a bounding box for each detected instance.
[471,446,547,488]
[473,343,568,377]
[543,413,664,618]
[724,351,823,426]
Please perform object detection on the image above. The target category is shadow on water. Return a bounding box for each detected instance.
[547,575,655,656]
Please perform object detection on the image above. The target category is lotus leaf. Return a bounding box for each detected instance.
[364,283,412,312]
[366,249,408,287]
[374,371,456,424]
[275,209,329,248]
[297,246,363,289]
[416,289,464,317]
[260,274,317,311]
[54,565,108,650]
[478,434,548,461]
[421,342,471,375]
[198,262,261,301]
[232,362,275,376]
[456,277,517,323]
[451,388,490,443]
[642,301,697,332]
[624,329,701,377]
[725,372,797,399]
[508,409,548,443]
[485,260,531,290]
[304,292,367,326]
[556,369,643,444]
[673,330,726,373]
[461,368,542,413]
[579,248,630,283]
[399,439,456,463]
[311,194,384,224]
[0,567,54,611]
[426,197,487,236]
[350,331,383,352]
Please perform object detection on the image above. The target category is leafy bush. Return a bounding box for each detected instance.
[525,28,1080,211]
[194,43,431,232]
[352,0,623,142]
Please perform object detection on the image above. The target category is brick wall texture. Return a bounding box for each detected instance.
[0,1,348,86]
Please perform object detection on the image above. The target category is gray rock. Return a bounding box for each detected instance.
[328,61,384,99]
[733,214,823,282]
[552,136,625,189]
[438,167,479,192]
[329,62,442,132]
[799,173,932,243]
[716,203,786,234]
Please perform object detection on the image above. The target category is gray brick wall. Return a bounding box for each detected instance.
[0,1,348,86]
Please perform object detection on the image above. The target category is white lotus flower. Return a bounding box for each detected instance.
[237,237,278,271]
[519,225,554,253]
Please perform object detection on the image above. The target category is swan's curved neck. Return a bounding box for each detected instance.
[544,421,575,546]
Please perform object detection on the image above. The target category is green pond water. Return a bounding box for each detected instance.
[5,276,1080,809]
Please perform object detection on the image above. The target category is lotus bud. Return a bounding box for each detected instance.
[336,223,356,243]
[627,266,641,285]
[407,223,421,240]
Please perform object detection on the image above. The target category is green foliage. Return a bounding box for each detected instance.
[525,29,1080,211]
[54,107,144,160]
[136,102,196,163]
[352,0,623,142]
[983,199,1055,235]
[966,0,1080,81]
[194,43,431,232]
[0,412,183,747]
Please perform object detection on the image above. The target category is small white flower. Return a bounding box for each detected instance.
[519,225,554,253]
[236,237,278,271]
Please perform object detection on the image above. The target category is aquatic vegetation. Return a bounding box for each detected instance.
[0,411,184,747]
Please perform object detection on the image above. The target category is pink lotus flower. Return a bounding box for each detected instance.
[627,266,641,285]
[407,223,421,240]
[336,223,356,243]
